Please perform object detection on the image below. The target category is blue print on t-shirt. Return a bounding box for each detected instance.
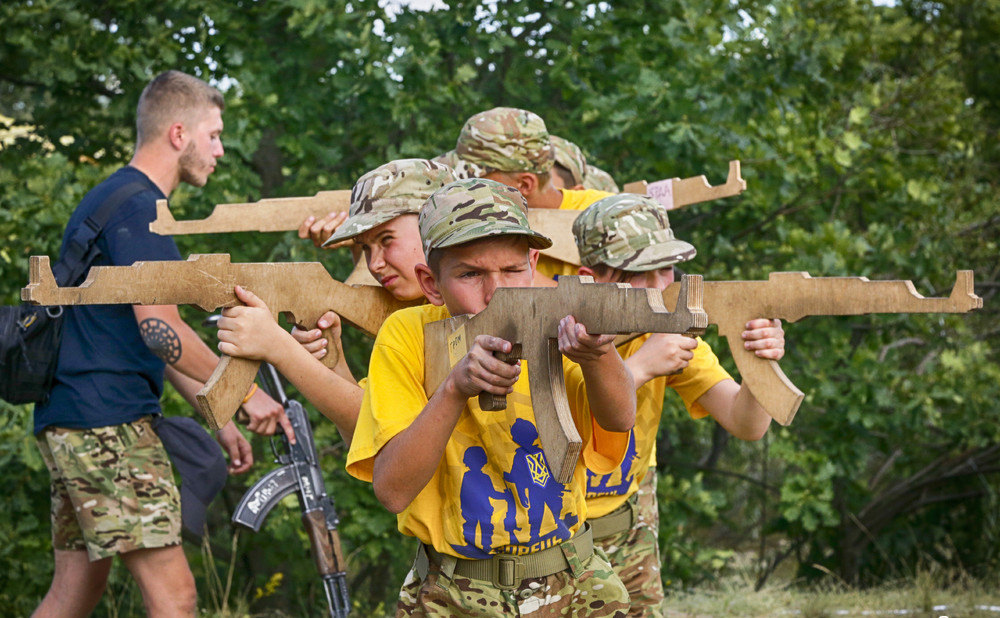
[586,429,638,496]
[503,418,575,543]
[450,446,519,559]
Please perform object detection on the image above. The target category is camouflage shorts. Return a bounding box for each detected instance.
[595,469,664,617]
[396,547,630,616]
[35,415,182,561]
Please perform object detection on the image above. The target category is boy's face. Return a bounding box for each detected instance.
[356,214,424,301]
[586,265,675,291]
[420,236,537,315]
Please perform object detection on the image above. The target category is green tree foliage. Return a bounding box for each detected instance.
[2,0,998,612]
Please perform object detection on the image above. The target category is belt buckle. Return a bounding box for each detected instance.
[493,554,524,591]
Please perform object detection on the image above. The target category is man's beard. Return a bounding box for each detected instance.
[178,141,208,187]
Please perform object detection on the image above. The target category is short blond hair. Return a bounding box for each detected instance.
[135,70,224,146]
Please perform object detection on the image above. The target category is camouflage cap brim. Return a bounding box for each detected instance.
[599,233,697,271]
[433,227,553,253]
[321,208,411,247]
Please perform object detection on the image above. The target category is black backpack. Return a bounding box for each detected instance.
[0,181,149,405]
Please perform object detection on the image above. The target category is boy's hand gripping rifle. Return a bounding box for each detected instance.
[148,161,747,269]
[233,361,350,618]
[656,271,983,426]
[21,253,417,430]
[422,275,708,484]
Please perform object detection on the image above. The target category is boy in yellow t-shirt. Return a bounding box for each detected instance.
[571,194,786,616]
[215,159,455,443]
[347,178,635,616]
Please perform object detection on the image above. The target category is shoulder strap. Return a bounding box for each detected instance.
[52,180,152,286]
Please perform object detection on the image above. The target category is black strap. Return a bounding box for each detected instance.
[52,180,151,286]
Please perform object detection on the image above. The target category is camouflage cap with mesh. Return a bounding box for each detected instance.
[551,135,587,186]
[419,178,553,254]
[454,107,554,175]
[322,159,456,247]
[583,164,620,193]
[432,149,487,180]
[573,193,696,270]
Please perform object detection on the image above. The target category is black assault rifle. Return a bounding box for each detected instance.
[232,360,350,617]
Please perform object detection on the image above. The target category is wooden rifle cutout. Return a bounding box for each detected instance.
[148,161,747,268]
[623,160,746,211]
[22,254,419,430]
[651,271,983,426]
[422,275,708,484]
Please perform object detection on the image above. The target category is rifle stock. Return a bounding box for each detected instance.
[659,271,983,426]
[22,254,417,430]
[423,274,707,483]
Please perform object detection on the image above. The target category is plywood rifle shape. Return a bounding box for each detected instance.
[22,254,419,430]
[422,275,708,484]
[148,161,747,268]
[623,160,746,211]
[652,271,983,426]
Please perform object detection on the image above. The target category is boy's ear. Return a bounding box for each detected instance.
[414,263,445,306]
[577,265,596,279]
[515,172,539,197]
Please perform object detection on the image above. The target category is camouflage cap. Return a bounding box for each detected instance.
[432,150,487,180]
[419,178,553,255]
[573,193,696,270]
[322,159,456,247]
[583,164,620,193]
[455,107,554,175]
[551,136,587,186]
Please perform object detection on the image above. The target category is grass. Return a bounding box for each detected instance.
[663,555,1000,617]
[89,538,1000,617]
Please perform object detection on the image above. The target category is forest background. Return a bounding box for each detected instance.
[1,0,999,615]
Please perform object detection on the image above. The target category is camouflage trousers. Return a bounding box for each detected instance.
[396,545,629,616]
[36,415,182,561]
[594,468,664,617]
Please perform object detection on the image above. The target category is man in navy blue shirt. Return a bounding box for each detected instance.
[33,70,290,617]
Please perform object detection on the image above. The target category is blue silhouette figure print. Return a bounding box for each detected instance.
[503,418,576,544]
[587,429,638,496]
[450,446,518,559]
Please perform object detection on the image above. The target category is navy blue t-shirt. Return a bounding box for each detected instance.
[34,167,183,434]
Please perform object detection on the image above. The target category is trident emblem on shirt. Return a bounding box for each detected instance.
[527,452,550,487]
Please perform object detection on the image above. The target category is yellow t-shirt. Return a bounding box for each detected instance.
[346,304,630,558]
[535,188,615,281]
[583,335,732,518]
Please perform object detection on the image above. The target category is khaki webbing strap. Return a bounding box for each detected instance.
[414,524,595,590]
[589,492,639,541]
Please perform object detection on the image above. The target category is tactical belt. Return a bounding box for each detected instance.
[414,523,594,590]
[589,491,639,541]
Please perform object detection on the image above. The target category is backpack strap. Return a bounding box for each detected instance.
[52,180,152,286]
